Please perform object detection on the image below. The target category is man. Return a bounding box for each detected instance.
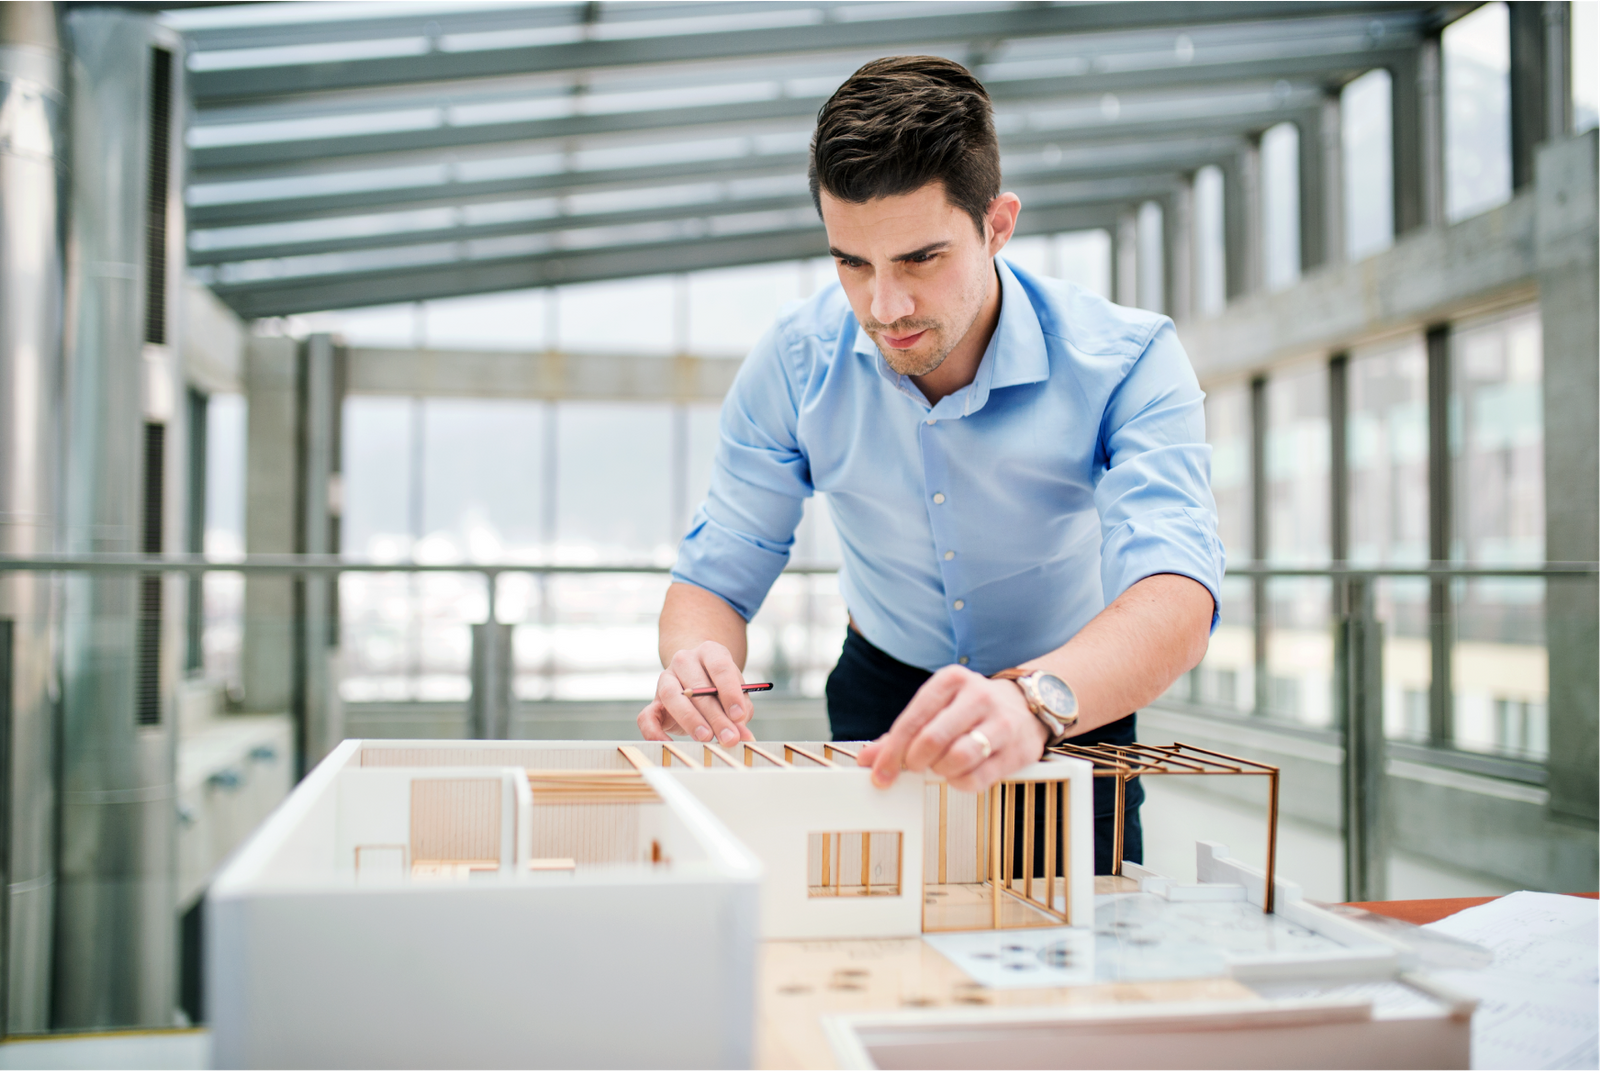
[637,56,1221,874]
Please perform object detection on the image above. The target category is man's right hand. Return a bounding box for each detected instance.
[637,639,754,745]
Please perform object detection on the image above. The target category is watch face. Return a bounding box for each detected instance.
[1035,674,1076,719]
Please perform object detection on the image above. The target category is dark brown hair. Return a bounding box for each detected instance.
[808,56,1001,234]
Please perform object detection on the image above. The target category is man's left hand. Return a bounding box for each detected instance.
[855,664,1049,792]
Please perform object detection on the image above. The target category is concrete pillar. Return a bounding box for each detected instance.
[1222,142,1261,300]
[1537,131,1598,828]
[300,334,343,767]
[1162,182,1193,324]
[1511,2,1573,191]
[242,333,345,772]
[241,336,297,718]
[1298,98,1344,273]
[1113,208,1138,306]
[1391,41,1444,235]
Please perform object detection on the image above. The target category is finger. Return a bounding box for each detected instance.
[902,687,991,772]
[929,716,1007,782]
[690,692,742,747]
[701,646,753,727]
[660,664,716,742]
[637,700,674,741]
[869,667,968,787]
[946,747,1018,794]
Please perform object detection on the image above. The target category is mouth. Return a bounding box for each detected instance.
[880,329,929,350]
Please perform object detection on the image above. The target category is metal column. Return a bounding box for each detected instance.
[0,1,62,1033]
[1337,577,1388,902]
[1425,324,1454,748]
[468,622,514,740]
[56,10,184,1029]
[1249,375,1269,716]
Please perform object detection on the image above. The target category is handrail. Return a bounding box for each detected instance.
[0,553,1594,578]
[0,553,833,576]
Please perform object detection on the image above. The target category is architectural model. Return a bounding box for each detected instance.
[208,738,1473,1071]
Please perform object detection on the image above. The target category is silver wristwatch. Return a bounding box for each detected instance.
[991,668,1079,746]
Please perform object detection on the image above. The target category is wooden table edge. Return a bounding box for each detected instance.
[1343,891,1598,926]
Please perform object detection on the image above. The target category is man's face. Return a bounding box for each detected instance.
[820,183,1000,378]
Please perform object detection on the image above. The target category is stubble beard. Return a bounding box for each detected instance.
[864,264,992,378]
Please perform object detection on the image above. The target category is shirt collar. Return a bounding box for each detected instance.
[854,257,1050,418]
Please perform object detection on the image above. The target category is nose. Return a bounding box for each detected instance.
[870,274,914,327]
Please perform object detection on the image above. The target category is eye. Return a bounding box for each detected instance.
[836,257,865,270]
[907,251,935,264]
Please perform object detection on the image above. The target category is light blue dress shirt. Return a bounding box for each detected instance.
[672,258,1223,677]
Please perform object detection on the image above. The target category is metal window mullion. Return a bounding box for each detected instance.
[1250,374,1269,716]
[1426,324,1454,748]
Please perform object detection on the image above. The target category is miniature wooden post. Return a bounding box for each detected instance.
[937,783,948,885]
[988,784,1002,929]
[1043,780,1057,910]
[1022,784,1035,902]
[821,833,831,890]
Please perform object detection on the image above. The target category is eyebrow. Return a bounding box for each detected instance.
[829,240,952,263]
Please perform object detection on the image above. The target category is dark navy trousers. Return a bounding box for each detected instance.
[824,626,1143,875]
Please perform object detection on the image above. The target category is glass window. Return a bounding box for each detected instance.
[1444,2,1512,223]
[1342,69,1394,262]
[202,393,246,691]
[1575,0,1599,134]
[1347,337,1431,740]
[1191,383,1253,713]
[1451,307,1546,759]
[556,402,673,558]
[1052,230,1112,299]
[1265,363,1332,726]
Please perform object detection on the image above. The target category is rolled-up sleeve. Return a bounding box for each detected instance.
[1093,321,1225,629]
[671,324,812,620]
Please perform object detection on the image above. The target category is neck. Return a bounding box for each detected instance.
[911,262,1002,406]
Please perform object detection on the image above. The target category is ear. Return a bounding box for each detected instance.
[985,193,1022,256]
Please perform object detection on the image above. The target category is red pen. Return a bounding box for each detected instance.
[682,682,774,697]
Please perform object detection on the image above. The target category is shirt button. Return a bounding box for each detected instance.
[943,550,955,560]
[925,418,936,425]
[953,599,965,610]
[933,493,945,504]
[958,656,970,665]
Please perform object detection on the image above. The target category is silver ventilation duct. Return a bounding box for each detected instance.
[0,0,63,1035]
[57,9,185,1029]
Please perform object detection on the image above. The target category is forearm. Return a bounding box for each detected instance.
[1022,573,1212,736]
[659,582,750,669]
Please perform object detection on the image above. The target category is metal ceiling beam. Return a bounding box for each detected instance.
[187,2,1439,105]
[182,26,1396,130]
[191,171,1171,268]
[190,107,1310,263]
[177,2,845,52]
[188,128,1244,229]
[211,196,1164,318]
[187,51,1356,181]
